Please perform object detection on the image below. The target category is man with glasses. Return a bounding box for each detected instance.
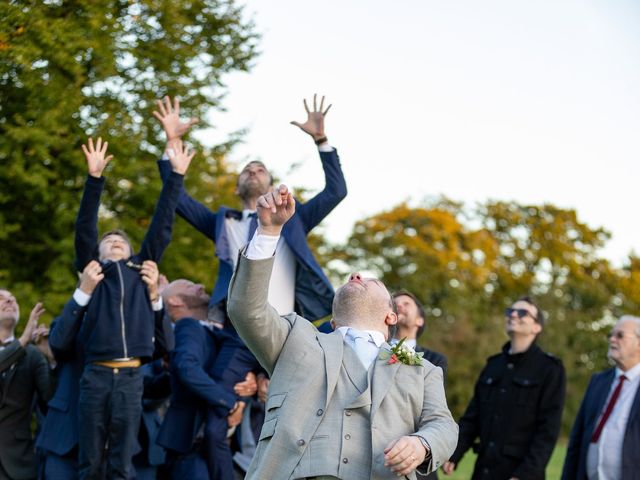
[562,315,640,479]
[443,296,565,480]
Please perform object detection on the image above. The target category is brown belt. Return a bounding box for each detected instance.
[94,358,141,369]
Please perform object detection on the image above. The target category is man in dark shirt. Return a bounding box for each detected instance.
[443,296,565,480]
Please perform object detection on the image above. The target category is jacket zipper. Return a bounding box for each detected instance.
[115,262,128,358]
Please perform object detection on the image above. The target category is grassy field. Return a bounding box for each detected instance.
[446,442,566,479]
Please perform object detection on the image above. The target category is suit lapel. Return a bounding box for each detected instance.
[318,331,344,408]
[371,342,401,419]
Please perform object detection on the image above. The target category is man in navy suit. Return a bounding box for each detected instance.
[158,279,256,479]
[562,315,640,480]
[153,94,347,323]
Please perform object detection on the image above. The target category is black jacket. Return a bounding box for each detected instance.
[450,342,566,480]
[74,172,182,363]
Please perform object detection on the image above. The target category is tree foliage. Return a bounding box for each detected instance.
[0,0,258,319]
[328,198,639,434]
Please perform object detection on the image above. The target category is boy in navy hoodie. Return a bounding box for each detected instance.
[74,137,195,480]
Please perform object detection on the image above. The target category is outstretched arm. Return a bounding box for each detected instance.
[154,95,219,242]
[75,138,112,270]
[138,140,194,262]
[291,95,347,231]
[227,186,296,373]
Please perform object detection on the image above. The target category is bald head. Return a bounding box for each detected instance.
[332,273,397,338]
[162,279,209,321]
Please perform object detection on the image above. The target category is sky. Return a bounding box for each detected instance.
[198,0,640,266]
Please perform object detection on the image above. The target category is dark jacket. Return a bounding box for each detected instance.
[157,148,347,321]
[74,172,182,363]
[562,367,640,480]
[37,296,173,457]
[157,318,237,453]
[450,342,565,480]
[416,345,448,381]
[0,341,52,479]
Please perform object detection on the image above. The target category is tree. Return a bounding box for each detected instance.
[0,0,258,319]
[330,198,640,434]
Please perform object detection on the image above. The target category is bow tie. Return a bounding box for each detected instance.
[225,210,257,221]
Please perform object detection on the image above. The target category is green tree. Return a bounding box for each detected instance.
[330,198,640,434]
[0,0,258,321]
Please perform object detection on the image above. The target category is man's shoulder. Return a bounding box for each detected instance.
[416,345,447,365]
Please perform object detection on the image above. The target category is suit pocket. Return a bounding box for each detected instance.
[513,377,540,406]
[259,417,277,441]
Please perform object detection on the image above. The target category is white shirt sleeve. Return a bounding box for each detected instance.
[318,143,334,152]
[73,288,91,306]
[152,296,163,311]
[246,233,280,260]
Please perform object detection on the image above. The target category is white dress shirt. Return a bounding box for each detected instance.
[587,362,640,479]
[226,210,296,316]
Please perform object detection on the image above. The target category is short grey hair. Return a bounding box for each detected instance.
[618,315,640,337]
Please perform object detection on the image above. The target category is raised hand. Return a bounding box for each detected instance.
[79,260,104,295]
[153,96,199,142]
[81,137,113,178]
[256,184,296,236]
[19,302,45,348]
[290,93,331,142]
[166,139,196,175]
[140,260,160,302]
[233,371,258,397]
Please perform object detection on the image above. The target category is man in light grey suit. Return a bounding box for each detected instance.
[227,185,458,480]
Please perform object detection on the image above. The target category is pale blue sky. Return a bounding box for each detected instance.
[198,0,640,265]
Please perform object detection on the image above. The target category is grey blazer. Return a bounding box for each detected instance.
[227,254,458,479]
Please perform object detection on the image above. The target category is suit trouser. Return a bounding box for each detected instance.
[165,450,209,480]
[78,364,143,480]
[41,449,79,480]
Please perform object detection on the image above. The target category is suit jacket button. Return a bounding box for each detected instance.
[345,410,352,416]
[316,409,323,416]
[344,434,351,440]
[342,458,348,464]
[297,439,305,446]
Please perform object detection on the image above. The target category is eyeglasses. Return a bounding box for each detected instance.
[504,308,534,320]
[608,331,639,340]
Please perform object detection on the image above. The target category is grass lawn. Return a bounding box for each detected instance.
[446,442,566,479]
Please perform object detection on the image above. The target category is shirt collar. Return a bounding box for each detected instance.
[617,362,640,382]
[336,326,386,347]
[242,209,256,221]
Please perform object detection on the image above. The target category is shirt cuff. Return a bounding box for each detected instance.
[318,143,334,152]
[152,296,163,311]
[73,288,91,307]
[161,151,171,161]
[246,233,279,260]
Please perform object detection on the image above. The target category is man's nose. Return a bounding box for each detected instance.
[349,273,362,282]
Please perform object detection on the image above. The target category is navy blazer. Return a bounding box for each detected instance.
[562,368,640,480]
[36,298,86,457]
[157,148,347,320]
[157,318,237,454]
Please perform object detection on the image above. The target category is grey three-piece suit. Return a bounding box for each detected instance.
[227,253,458,479]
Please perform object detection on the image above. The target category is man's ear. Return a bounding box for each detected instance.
[385,311,398,326]
[417,315,425,328]
[166,296,184,308]
[532,322,543,335]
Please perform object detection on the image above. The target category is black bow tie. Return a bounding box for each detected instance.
[225,210,257,221]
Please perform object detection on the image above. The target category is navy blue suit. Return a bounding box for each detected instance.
[562,368,640,480]
[157,148,347,321]
[157,318,236,479]
[36,298,87,480]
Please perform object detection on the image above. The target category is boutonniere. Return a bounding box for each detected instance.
[378,338,424,366]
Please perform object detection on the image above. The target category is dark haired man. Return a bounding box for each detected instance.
[392,290,447,379]
[443,297,566,480]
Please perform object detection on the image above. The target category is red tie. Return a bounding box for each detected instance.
[590,374,627,443]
